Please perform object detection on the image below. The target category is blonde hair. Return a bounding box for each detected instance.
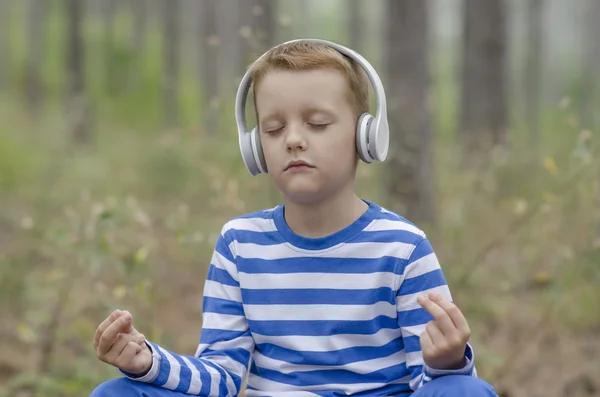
[247,41,370,118]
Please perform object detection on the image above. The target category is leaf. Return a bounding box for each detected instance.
[16,322,37,343]
[135,279,154,304]
[133,246,149,266]
[99,208,114,220]
[113,285,127,300]
[542,192,556,203]
[543,156,558,176]
[98,234,112,253]
[514,198,528,215]
[533,271,552,287]
[559,97,571,109]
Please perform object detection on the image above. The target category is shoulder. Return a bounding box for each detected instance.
[368,204,442,285]
[218,205,280,243]
[367,201,427,241]
[365,201,433,260]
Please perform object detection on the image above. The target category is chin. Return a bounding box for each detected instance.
[280,185,326,205]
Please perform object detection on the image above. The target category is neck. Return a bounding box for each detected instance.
[282,186,369,239]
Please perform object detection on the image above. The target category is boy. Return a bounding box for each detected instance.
[90,39,498,397]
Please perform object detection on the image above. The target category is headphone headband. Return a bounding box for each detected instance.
[235,38,389,175]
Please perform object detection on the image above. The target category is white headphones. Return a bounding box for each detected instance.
[234,38,389,176]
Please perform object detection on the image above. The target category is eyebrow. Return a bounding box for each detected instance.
[259,113,283,125]
[302,106,336,117]
[259,106,337,124]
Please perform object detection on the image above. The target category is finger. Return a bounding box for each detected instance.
[420,328,435,356]
[417,294,456,335]
[425,321,445,346]
[115,341,142,369]
[135,334,146,345]
[94,309,122,349]
[120,310,135,334]
[120,333,143,354]
[97,311,133,355]
[428,292,470,332]
[103,333,132,361]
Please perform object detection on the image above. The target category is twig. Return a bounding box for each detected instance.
[455,159,596,287]
[38,275,72,374]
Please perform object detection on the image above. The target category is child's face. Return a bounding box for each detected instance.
[255,68,359,204]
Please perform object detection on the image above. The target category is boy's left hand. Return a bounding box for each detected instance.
[417,292,471,371]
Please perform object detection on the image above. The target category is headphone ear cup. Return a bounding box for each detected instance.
[368,117,389,162]
[240,129,260,175]
[240,127,268,175]
[251,128,268,174]
[356,113,375,163]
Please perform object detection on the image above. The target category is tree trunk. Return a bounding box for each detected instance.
[584,0,600,247]
[0,0,7,92]
[237,0,253,72]
[460,0,508,156]
[525,0,543,146]
[162,0,180,129]
[25,0,46,118]
[102,0,117,95]
[130,0,147,90]
[66,0,90,144]
[251,0,276,55]
[384,0,435,226]
[199,0,219,136]
[249,0,279,205]
[217,0,239,95]
[348,0,361,52]
[131,0,147,53]
[296,0,309,37]
[582,0,600,129]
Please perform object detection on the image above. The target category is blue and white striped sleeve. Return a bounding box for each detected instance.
[120,228,254,396]
[395,234,477,391]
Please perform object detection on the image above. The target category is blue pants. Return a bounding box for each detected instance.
[90,375,497,396]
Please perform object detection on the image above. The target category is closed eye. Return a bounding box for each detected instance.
[265,126,284,135]
[308,123,329,130]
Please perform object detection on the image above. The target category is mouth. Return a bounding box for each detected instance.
[285,160,315,171]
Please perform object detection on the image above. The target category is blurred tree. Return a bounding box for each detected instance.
[384,0,436,226]
[274,1,293,43]
[525,0,544,146]
[251,0,276,56]
[348,0,361,52]
[297,0,309,37]
[199,0,219,136]
[460,0,508,156]
[66,0,90,144]
[237,0,254,72]
[25,0,46,118]
[162,0,180,129]
[130,0,147,90]
[131,0,147,56]
[102,0,118,95]
[216,0,240,98]
[581,0,600,129]
[248,0,279,206]
[0,0,6,92]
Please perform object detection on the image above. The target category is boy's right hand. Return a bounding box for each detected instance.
[93,309,153,376]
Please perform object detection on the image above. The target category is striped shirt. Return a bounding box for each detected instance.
[122,200,477,396]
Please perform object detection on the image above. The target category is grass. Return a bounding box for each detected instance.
[1,2,599,396]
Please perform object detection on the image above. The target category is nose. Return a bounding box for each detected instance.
[285,123,307,152]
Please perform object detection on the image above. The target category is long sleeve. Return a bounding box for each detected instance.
[120,229,255,396]
[395,234,477,392]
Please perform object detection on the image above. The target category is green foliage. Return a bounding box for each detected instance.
[1,3,599,397]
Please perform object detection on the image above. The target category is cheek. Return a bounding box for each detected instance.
[319,134,357,169]
[335,129,358,158]
[261,139,279,166]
